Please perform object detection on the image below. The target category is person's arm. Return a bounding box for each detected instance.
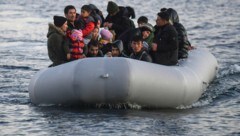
[82,22,95,37]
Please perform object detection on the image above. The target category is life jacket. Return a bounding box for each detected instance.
[66,29,85,60]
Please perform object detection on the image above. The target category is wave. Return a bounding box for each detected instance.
[0,65,38,71]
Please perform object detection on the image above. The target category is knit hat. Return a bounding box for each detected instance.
[157,11,170,21]
[100,29,113,41]
[140,23,154,32]
[53,16,67,27]
[107,1,119,14]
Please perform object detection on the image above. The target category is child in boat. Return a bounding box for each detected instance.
[105,40,128,57]
[139,23,155,52]
[99,28,113,55]
[66,29,85,60]
[76,5,97,45]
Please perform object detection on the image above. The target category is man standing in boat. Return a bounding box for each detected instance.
[151,11,178,65]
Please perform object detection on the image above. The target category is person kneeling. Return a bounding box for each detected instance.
[130,36,152,62]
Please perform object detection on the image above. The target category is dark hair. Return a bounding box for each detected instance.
[160,8,167,12]
[88,40,99,48]
[81,5,92,13]
[64,5,76,14]
[137,16,148,24]
[157,11,170,21]
[132,35,143,42]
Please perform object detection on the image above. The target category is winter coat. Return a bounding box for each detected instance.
[66,29,85,60]
[152,23,178,66]
[76,16,95,38]
[130,49,152,62]
[105,7,135,39]
[47,23,70,67]
[117,28,141,56]
[167,8,191,59]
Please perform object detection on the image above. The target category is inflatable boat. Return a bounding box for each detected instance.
[28,48,218,108]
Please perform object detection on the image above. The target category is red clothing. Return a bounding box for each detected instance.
[77,16,95,38]
[66,30,85,60]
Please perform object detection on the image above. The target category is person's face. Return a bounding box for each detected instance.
[156,16,165,26]
[89,46,99,56]
[81,10,90,18]
[92,28,99,39]
[65,9,76,22]
[111,47,120,57]
[142,31,150,39]
[60,21,68,32]
[131,41,143,53]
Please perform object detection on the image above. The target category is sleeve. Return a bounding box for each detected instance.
[112,17,132,34]
[142,53,152,62]
[82,22,95,37]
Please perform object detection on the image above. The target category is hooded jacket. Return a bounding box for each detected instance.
[47,23,70,67]
[167,8,191,59]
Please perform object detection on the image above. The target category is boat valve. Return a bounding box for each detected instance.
[100,73,109,79]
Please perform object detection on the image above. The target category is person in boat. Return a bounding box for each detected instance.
[139,23,155,52]
[86,40,103,57]
[137,16,148,27]
[89,4,105,27]
[76,5,97,45]
[151,11,178,66]
[117,27,141,56]
[91,27,100,41]
[130,35,152,62]
[104,1,135,39]
[64,5,87,60]
[105,40,128,57]
[99,28,113,55]
[47,16,70,67]
[165,8,192,59]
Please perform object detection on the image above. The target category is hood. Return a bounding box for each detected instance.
[167,8,179,23]
[47,23,65,38]
[112,40,123,52]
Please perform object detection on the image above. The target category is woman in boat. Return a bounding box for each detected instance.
[47,16,70,67]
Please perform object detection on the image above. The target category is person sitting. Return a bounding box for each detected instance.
[47,16,70,67]
[137,16,148,27]
[99,29,113,55]
[130,36,152,62]
[151,11,178,66]
[91,27,100,41]
[86,40,103,57]
[105,40,128,57]
[139,23,155,52]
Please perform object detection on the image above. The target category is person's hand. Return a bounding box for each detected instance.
[67,53,71,60]
[152,43,158,51]
[105,52,112,57]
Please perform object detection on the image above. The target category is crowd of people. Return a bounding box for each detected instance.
[47,1,192,67]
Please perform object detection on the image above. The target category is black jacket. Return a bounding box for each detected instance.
[152,23,178,65]
[130,49,152,62]
[167,8,191,59]
[105,7,135,39]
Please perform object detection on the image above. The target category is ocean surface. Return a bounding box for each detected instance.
[0,0,240,135]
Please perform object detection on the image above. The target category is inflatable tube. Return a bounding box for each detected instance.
[28,48,218,108]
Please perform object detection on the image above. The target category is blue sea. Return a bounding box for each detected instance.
[0,0,240,135]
